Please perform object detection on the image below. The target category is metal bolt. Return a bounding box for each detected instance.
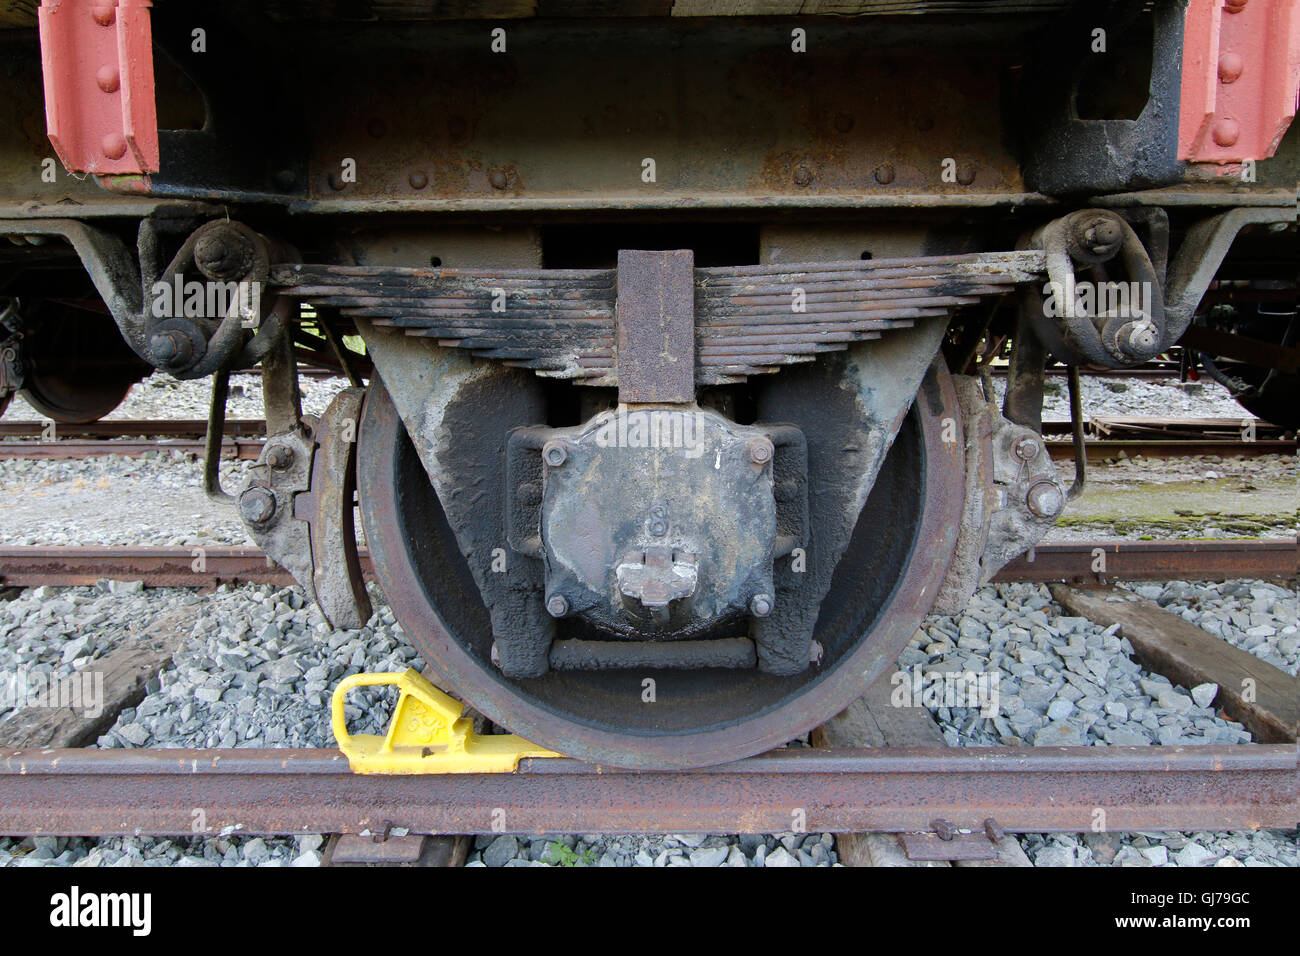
[149,332,183,367]
[91,2,115,26]
[648,519,668,537]
[1218,51,1244,83]
[95,64,120,93]
[546,594,570,618]
[1225,0,1247,11]
[266,444,294,470]
[1078,216,1123,258]
[101,132,127,160]
[542,441,567,467]
[1212,118,1240,147]
[873,163,895,185]
[328,173,346,191]
[1118,320,1159,358]
[489,169,509,190]
[490,642,501,667]
[409,170,428,189]
[1013,436,1040,461]
[749,594,773,617]
[748,438,774,465]
[238,486,277,524]
[955,163,976,186]
[793,164,814,187]
[1026,480,1064,518]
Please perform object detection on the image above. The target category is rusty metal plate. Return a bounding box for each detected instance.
[0,745,1295,836]
[616,249,695,403]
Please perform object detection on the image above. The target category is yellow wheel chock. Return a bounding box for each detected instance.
[331,668,559,773]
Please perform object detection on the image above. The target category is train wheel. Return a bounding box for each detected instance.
[16,305,150,423]
[357,366,964,769]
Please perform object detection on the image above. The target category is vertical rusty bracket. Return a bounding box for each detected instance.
[38,0,160,175]
[615,249,695,405]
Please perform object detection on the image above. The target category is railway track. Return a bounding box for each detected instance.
[0,539,1293,590]
[0,417,1293,461]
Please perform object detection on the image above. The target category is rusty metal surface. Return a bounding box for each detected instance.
[0,540,1289,590]
[0,437,263,460]
[299,20,1028,207]
[0,418,266,438]
[994,539,1298,584]
[0,744,1295,836]
[615,249,694,404]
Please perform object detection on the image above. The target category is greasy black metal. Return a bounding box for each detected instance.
[512,407,800,665]
[1021,0,1185,194]
[616,250,695,404]
[1065,365,1087,501]
[1002,305,1048,432]
[0,745,1295,836]
[356,363,964,769]
[293,388,372,629]
[1027,211,1168,368]
[549,638,757,672]
[272,251,1044,387]
[203,367,233,503]
[13,304,150,424]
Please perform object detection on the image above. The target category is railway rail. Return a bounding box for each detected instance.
[0,417,1291,461]
[0,539,1293,591]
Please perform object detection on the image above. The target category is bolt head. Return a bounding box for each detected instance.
[1026,480,1064,518]
[149,332,181,365]
[489,169,509,189]
[1013,436,1040,461]
[1218,51,1244,83]
[95,64,120,93]
[542,441,567,467]
[1212,118,1240,147]
[239,486,277,524]
[409,170,428,189]
[749,594,773,617]
[266,444,294,470]
[748,438,774,464]
[91,2,115,26]
[101,132,127,160]
[873,162,896,185]
[546,594,570,618]
[793,164,814,187]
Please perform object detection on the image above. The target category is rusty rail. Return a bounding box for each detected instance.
[0,540,1292,589]
[0,745,1294,836]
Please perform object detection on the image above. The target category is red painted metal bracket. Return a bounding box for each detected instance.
[1179,0,1300,163]
[38,0,159,175]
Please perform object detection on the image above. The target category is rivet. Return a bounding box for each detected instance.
[749,594,773,617]
[95,64,120,93]
[366,118,387,139]
[489,168,509,189]
[101,132,127,160]
[327,172,346,191]
[1225,0,1247,12]
[833,112,855,134]
[408,170,428,189]
[793,164,814,187]
[1212,118,1240,147]
[1218,52,1244,83]
[956,163,977,186]
[91,2,115,26]
[873,162,895,185]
